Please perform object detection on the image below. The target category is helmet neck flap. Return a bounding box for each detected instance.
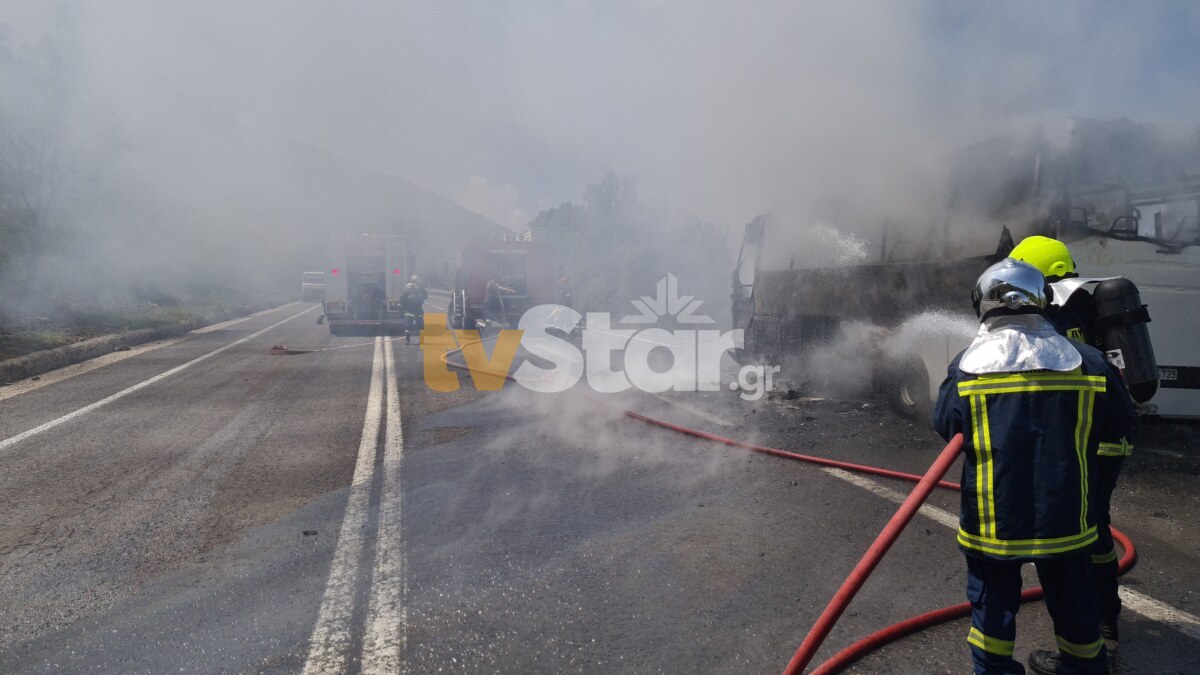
[959,314,1083,375]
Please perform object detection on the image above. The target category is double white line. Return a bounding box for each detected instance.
[304,337,408,674]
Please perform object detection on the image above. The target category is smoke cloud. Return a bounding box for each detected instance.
[1,2,1198,321]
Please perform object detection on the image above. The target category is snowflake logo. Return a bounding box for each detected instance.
[622,274,714,324]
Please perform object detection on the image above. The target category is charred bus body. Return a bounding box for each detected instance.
[735,175,1200,421]
[733,217,1002,420]
[1049,178,1200,417]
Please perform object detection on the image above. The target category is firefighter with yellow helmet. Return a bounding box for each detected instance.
[934,258,1136,675]
[1010,234,1159,661]
[1010,236,1091,343]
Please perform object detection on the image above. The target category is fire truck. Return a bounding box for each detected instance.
[322,234,411,336]
[447,239,554,330]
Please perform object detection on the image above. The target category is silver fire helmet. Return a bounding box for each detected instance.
[971,258,1048,320]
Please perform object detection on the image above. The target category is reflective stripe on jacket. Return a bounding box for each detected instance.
[934,343,1135,560]
[1098,438,1134,457]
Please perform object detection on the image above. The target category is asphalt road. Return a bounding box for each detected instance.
[0,299,1197,674]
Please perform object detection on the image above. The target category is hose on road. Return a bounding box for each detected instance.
[268,336,408,355]
[624,409,1137,675]
[806,523,1137,675]
[436,340,1137,674]
[782,433,965,675]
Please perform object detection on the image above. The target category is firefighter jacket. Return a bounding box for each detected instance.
[399,285,427,312]
[934,327,1135,561]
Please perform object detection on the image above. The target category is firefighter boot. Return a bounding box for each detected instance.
[1027,650,1060,675]
[1027,649,1111,675]
[1099,620,1118,653]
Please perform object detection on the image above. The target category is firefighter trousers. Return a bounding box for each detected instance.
[965,553,1107,674]
[1091,455,1124,625]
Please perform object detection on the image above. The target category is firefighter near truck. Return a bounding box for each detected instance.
[321,234,413,336]
[448,239,554,332]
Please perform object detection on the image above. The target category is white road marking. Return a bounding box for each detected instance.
[653,393,735,428]
[304,337,386,674]
[822,467,960,529]
[361,339,408,672]
[0,337,189,402]
[189,302,300,334]
[0,306,317,453]
[1119,588,1200,640]
[0,303,296,401]
[821,466,1200,638]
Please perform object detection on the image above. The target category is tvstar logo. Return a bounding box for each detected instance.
[422,275,779,401]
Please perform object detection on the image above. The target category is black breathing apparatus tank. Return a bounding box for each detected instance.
[1092,278,1159,403]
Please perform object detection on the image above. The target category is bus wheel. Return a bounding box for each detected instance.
[876,355,933,423]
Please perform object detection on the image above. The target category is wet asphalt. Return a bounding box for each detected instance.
[0,301,1197,674]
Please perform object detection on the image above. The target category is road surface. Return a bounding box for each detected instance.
[0,299,1197,673]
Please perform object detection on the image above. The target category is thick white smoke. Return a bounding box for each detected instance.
[1,2,1198,323]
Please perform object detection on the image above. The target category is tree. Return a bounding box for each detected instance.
[529,172,731,319]
[0,23,77,276]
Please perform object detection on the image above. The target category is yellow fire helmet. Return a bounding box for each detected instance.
[1009,235,1076,281]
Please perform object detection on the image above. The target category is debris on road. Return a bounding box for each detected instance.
[269,345,313,355]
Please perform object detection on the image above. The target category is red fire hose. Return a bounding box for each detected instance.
[622,409,959,490]
[782,433,965,674]
[437,341,1138,674]
[621,412,1138,674]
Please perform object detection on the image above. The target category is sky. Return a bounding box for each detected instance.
[2,1,1199,231]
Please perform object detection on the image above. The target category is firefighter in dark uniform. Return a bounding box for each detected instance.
[934,258,1136,675]
[1010,235,1158,655]
[554,275,573,309]
[399,276,428,344]
[484,275,515,329]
